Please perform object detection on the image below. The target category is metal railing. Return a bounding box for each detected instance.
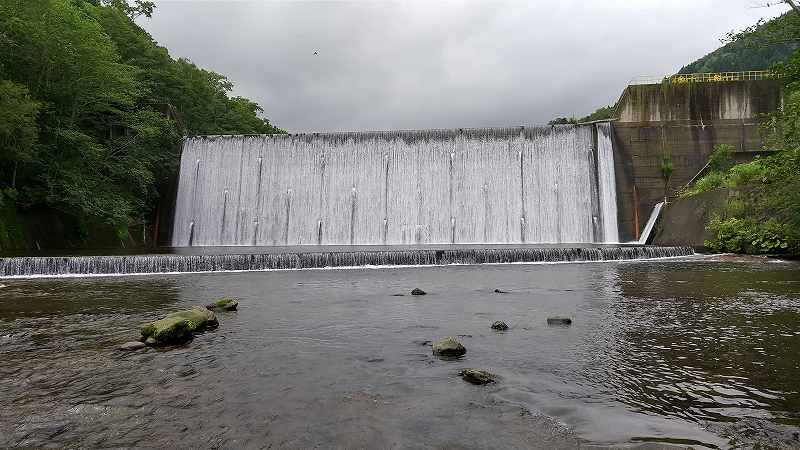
[629,70,777,86]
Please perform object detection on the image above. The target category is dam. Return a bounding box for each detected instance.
[172,124,620,246]
[170,73,783,248]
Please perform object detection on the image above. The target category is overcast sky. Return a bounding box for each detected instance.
[140,0,786,132]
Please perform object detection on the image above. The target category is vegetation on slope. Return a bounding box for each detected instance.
[0,0,283,248]
[679,13,800,74]
[548,105,615,126]
[681,51,800,256]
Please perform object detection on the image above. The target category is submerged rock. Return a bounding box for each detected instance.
[206,298,239,311]
[459,368,495,385]
[411,288,427,296]
[118,341,146,351]
[491,321,509,331]
[547,316,572,326]
[432,336,466,357]
[493,289,508,294]
[141,306,218,345]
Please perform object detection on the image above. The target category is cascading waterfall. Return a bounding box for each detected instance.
[0,246,694,277]
[596,123,620,243]
[171,124,621,246]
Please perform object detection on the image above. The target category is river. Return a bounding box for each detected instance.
[1,256,798,448]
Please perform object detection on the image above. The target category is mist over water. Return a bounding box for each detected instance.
[172,125,620,247]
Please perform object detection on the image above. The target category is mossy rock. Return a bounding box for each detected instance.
[432,336,466,357]
[206,298,239,311]
[459,368,495,385]
[141,306,218,345]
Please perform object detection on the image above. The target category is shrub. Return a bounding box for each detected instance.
[726,159,766,187]
[681,171,726,197]
[708,144,735,172]
[705,217,796,254]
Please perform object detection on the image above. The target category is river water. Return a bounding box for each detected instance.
[1,257,799,449]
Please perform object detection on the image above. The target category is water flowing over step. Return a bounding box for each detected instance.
[172,124,620,246]
[0,246,693,277]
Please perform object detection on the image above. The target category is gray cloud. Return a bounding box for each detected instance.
[141,0,785,132]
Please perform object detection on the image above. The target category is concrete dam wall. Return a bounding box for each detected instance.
[172,125,619,246]
[611,79,782,241]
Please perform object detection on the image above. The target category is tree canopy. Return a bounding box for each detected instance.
[679,13,800,74]
[0,0,282,243]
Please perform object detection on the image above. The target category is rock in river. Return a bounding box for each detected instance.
[547,316,572,326]
[459,368,495,385]
[141,306,218,345]
[206,298,239,311]
[118,341,146,351]
[411,288,427,296]
[432,336,466,357]
[491,321,509,331]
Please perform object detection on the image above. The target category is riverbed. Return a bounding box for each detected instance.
[1,257,798,448]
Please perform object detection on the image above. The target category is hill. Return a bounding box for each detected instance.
[679,13,800,74]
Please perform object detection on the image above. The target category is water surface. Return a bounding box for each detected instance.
[1,258,799,448]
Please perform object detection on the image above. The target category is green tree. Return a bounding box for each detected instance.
[0,80,40,194]
[0,0,282,247]
[679,13,800,74]
[578,105,615,123]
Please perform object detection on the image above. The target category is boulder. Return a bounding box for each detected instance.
[459,368,495,385]
[141,306,218,345]
[206,298,239,311]
[432,336,466,357]
[118,341,146,351]
[547,316,572,326]
[411,288,427,296]
[491,321,509,331]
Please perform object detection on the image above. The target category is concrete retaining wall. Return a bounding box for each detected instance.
[611,79,781,241]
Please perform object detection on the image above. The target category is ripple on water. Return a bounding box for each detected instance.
[0,260,798,448]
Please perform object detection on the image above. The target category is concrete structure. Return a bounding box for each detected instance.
[610,79,782,241]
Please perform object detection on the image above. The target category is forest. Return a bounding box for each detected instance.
[0,0,283,248]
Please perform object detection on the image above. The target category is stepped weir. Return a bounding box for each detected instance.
[171,124,619,246]
[0,246,693,277]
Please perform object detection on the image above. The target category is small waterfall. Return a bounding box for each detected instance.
[172,125,622,246]
[596,123,619,243]
[0,246,694,277]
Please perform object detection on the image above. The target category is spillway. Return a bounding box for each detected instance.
[171,124,621,246]
[0,246,693,277]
